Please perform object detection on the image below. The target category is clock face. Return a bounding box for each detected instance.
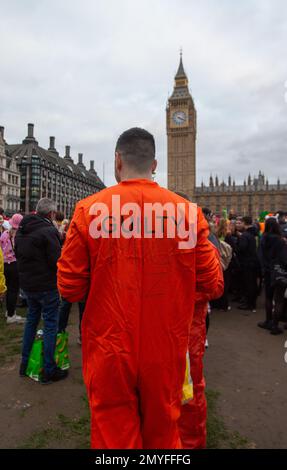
[172,110,187,125]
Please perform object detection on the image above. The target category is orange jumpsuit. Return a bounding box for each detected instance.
[179,245,223,449]
[179,273,223,448]
[178,302,208,449]
[57,179,223,449]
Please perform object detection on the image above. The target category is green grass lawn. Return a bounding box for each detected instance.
[19,389,249,449]
[206,389,250,449]
[0,305,26,367]
[19,395,90,449]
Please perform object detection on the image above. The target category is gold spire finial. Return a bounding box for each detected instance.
[175,49,187,82]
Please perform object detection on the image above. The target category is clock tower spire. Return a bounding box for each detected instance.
[167,53,197,199]
[175,49,188,86]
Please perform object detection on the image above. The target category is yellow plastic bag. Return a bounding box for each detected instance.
[182,352,193,404]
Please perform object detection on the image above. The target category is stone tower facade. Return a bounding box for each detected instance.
[166,56,287,218]
[167,53,197,199]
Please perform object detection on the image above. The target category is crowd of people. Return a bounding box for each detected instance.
[200,209,287,335]
[0,127,287,449]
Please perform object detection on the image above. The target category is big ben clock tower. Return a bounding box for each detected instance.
[167,53,197,199]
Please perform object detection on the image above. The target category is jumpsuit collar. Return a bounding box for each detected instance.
[119,178,158,187]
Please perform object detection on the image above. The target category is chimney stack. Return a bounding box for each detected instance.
[78,153,83,165]
[28,123,34,138]
[90,160,95,171]
[48,136,59,156]
[65,145,71,158]
[49,136,55,150]
[23,122,38,144]
[0,126,4,139]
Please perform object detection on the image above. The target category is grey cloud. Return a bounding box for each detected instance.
[0,0,287,189]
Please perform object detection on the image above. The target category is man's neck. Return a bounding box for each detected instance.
[120,172,153,182]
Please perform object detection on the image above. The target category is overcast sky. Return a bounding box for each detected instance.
[1,0,287,188]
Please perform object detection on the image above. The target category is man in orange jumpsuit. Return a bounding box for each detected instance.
[182,301,209,449]
[57,128,223,449]
[175,195,223,449]
[179,301,215,449]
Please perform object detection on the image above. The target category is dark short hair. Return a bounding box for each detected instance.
[0,207,4,215]
[242,216,253,226]
[55,211,64,222]
[115,128,155,173]
[264,217,282,237]
[202,207,212,217]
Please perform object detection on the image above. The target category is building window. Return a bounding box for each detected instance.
[31,177,40,186]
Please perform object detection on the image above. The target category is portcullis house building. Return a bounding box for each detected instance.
[4,123,105,217]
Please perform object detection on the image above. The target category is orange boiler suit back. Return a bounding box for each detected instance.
[57,179,223,449]
[179,245,223,449]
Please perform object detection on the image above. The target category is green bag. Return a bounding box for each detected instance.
[26,336,44,382]
[55,331,70,370]
[26,331,70,381]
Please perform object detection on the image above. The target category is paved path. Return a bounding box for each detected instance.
[205,296,287,449]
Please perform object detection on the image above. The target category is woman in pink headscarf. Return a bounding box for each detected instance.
[0,214,25,324]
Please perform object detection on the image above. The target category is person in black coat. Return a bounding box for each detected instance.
[275,211,287,239]
[236,216,260,313]
[15,198,67,384]
[259,217,287,335]
[15,212,61,292]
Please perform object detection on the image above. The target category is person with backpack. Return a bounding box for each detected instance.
[209,218,232,312]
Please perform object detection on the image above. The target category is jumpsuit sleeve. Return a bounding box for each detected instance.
[195,208,224,303]
[0,248,7,295]
[57,204,90,303]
